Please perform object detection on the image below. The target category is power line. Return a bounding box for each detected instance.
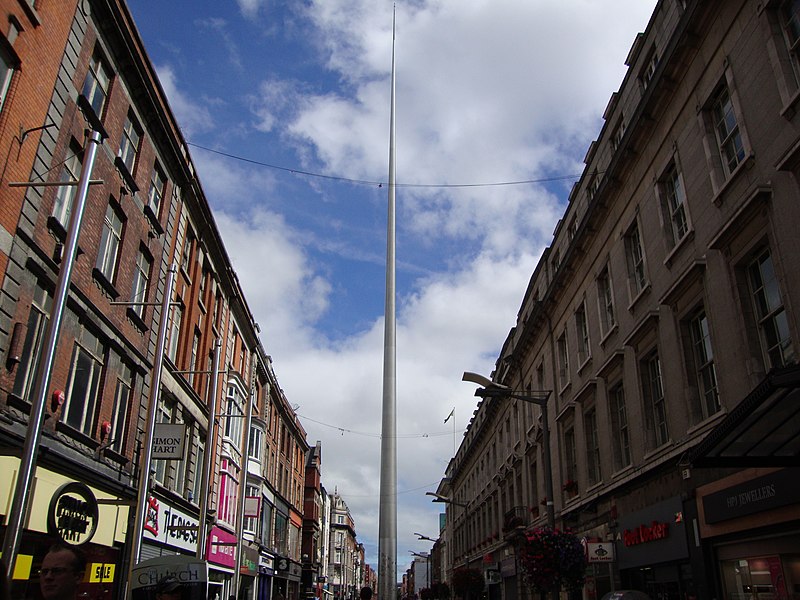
[187,141,584,189]
[297,412,456,439]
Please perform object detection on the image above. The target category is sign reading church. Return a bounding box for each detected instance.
[152,423,187,459]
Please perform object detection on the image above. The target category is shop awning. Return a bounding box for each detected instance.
[687,364,800,468]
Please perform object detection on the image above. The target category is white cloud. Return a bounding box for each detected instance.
[155,65,215,138]
[162,0,657,573]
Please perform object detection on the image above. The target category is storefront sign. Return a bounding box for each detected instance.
[615,496,687,570]
[208,526,237,568]
[131,555,208,600]
[240,546,259,576]
[142,496,199,552]
[586,542,615,563]
[622,521,669,546]
[702,469,800,524]
[47,482,99,545]
[152,423,187,459]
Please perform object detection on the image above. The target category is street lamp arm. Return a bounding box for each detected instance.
[461,371,510,390]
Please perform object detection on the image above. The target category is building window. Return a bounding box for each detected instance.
[597,265,616,337]
[556,331,570,390]
[609,383,631,470]
[63,328,104,436]
[225,382,244,451]
[748,248,794,368]
[244,484,260,534]
[584,408,601,486]
[687,309,720,421]
[181,230,194,274]
[249,426,263,462]
[624,218,647,298]
[109,364,133,453]
[96,202,124,283]
[641,47,659,90]
[659,161,690,245]
[575,301,591,365]
[166,299,182,361]
[711,84,746,176]
[130,248,151,319]
[563,426,577,485]
[118,112,141,175]
[0,43,16,112]
[82,49,112,118]
[191,429,205,503]
[52,145,82,227]
[611,117,625,151]
[781,0,800,82]
[218,459,239,526]
[13,283,52,401]
[148,163,166,215]
[188,330,200,386]
[641,352,669,448]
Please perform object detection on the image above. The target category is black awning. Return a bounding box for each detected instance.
[687,364,800,468]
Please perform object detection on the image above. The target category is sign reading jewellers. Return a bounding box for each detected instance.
[702,469,800,524]
[614,496,687,570]
[47,482,99,545]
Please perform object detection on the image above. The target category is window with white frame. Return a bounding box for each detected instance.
[225,382,244,451]
[584,408,601,485]
[118,112,142,174]
[13,283,52,401]
[747,248,794,368]
[218,459,239,526]
[52,145,82,227]
[640,46,659,90]
[62,327,104,436]
[597,265,616,337]
[0,43,16,112]
[166,299,182,361]
[188,330,200,386]
[95,202,123,283]
[641,351,669,448]
[244,484,260,533]
[249,425,263,462]
[148,163,166,215]
[575,301,590,365]
[711,83,746,176]
[191,428,205,503]
[609,383,631,470]
[687,309,720,421]
[130,248,151,319]
[109,364,132,453]
[624,218,647,297]
[658,161,690,246]
[82,48,112,118]
[556,331,569,390]
[611,117,625,151]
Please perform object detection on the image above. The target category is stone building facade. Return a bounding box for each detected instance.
[440,2,800,600]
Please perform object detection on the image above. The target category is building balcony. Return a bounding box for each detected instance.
[502,506,529,537]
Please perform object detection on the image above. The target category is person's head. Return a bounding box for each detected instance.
[156,576,183,600]
[360,587,373,600]
[39,543,86,600]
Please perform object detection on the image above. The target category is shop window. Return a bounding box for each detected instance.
[720,555,800,600]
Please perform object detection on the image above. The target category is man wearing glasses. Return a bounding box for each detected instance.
[39,543,86,600]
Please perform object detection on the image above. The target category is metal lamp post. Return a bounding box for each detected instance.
[461,372,555,528]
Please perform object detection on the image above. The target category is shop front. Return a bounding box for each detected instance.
[695,468,800,600]
[614,496,693,600]
[0,458,130,600]
[140,493,200,560]
[208,525,238,600]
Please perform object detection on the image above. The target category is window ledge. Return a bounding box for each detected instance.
[76,95,109,140]
[711,152,755,206]
[143,203,164,236]
[663,229,695,269]
[16,0,41,27]
[576,356,592,375]
[642,439,674,462]
[92,267,120,299]
[626,282,651,313]
[686,407,727,437]
[779,87,800,120]
[114,156,139,193]
[126,306,148,333]
[599,323,618,347]
[611,464,636,480]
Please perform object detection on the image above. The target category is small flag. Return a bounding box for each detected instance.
[444,408,455,424]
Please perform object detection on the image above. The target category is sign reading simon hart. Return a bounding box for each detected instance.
[152,423,187,459]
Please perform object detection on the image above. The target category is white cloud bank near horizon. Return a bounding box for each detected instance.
[156,0,658,573]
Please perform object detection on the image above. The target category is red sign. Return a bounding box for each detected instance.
[207,526,237,568]
[622,521,669,547]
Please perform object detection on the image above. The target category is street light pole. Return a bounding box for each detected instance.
[462,372,555,528]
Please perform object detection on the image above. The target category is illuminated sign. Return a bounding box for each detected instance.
[622,521,669,547]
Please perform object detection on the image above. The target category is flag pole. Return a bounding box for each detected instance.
[378,6,397,600]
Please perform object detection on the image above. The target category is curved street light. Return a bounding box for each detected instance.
[461,371,556,528]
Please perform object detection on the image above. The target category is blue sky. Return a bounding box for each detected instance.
[127,0,657,575]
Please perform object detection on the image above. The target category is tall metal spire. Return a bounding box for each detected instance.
[378,6,397,600]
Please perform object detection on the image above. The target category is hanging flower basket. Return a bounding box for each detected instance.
[562,479,578,493]
[514,526,587,593]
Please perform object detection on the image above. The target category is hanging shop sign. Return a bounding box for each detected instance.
[152,423,187,459]
[47,482,99,545]
[207,526,237,568]
[586,542,615,563]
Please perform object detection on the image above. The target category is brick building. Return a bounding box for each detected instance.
[0,2,308,600]
[439,2,800,600]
